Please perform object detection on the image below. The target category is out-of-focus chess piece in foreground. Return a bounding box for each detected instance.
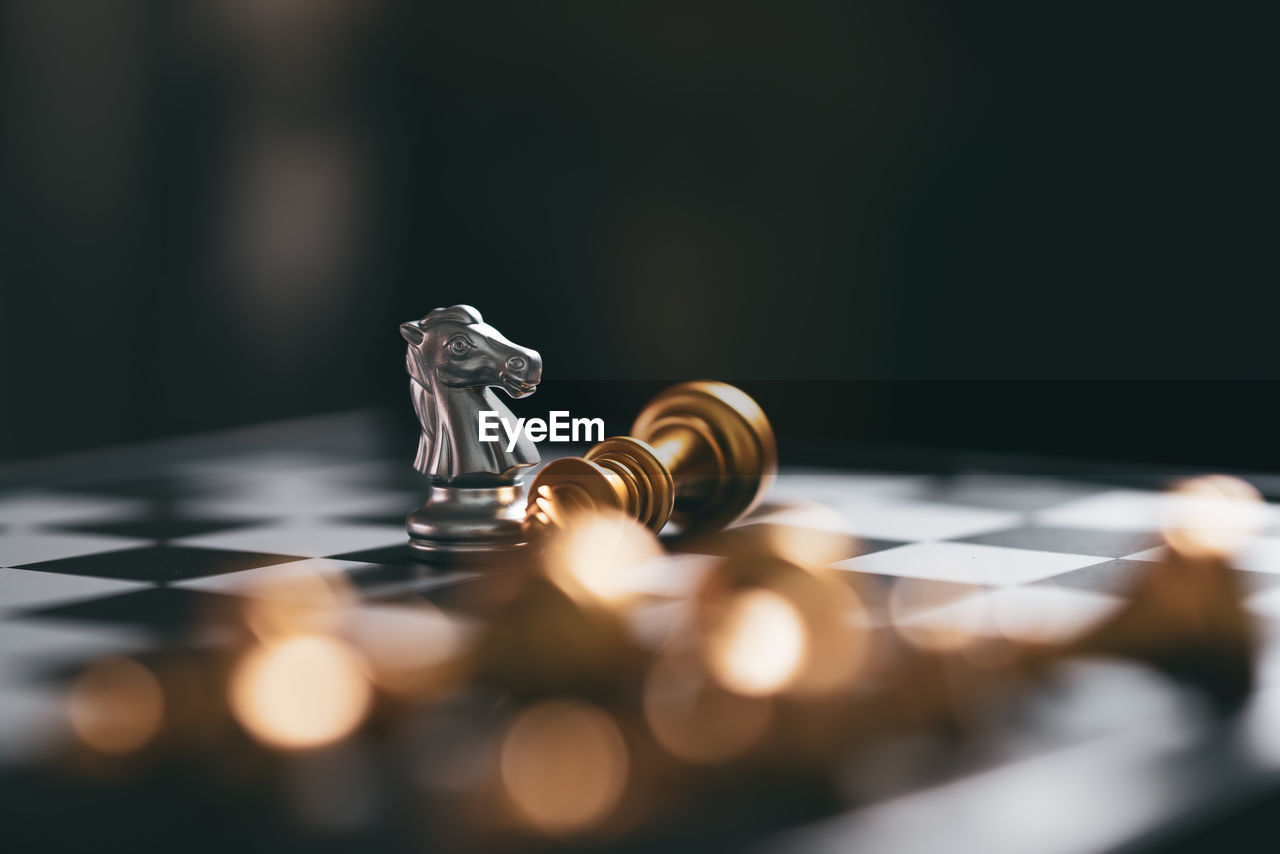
[691,534,871,700]
[468,509,665,697]
[1054,475,1263,711]
[885,474,1265,724]
[401,305,543,557]
[526,381,776,537]
[649,476,1265,775]
[891,475,1263,745]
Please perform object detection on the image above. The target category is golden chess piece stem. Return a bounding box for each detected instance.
[526,382,777,536]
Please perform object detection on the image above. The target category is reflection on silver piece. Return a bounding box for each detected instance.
[400,305,542,556]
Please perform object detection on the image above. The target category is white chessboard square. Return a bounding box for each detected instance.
[0,568,149,612]
[0,686,68,765]
[1034,490,1169,531]
[770,472,926,504]
[182,481,418,521]
[175,558,379,598]
[1237,538,1280,575]
[901,585,1124,643]
[1036,489,1280,533]
[1245,585,1280,621]
[0,490,145,528]
[825,500,1022,543]
[735,501,867,536]
[175,451,347,483]
[916,475,1108,512]
[175,558,482,605]
[173,521,406,558]
[0,531,150,568]
[835,541,1106,587]
[1120,545,1168,562]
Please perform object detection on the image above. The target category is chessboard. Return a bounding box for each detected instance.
[4,410,1280,853]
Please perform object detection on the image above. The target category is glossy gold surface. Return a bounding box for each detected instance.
[632,381,777,532]
[525,381,776,536]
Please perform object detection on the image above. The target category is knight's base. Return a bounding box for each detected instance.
[406,481,528,558]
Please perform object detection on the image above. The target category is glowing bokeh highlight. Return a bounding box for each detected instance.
[704,589,807,696]
[68,657,165,754]
[500,700,629,835]
[230,635,372,750]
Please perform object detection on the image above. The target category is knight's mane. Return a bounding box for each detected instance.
[409,375,436,473]
[405,305,484,473]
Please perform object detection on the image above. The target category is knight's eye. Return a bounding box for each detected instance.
[448,337,473,357]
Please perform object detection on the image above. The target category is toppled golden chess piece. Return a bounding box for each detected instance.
[526,381,777,536]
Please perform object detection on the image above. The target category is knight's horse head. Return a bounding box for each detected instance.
[400,305,543,480]
[400,305,542,398]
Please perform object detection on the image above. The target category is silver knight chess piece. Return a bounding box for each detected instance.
[400,305,543,557]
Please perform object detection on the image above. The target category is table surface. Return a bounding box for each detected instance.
[3,411,1280,853]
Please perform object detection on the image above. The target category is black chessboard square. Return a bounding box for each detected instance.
[412,571,518,615]
[916,476,1107,512]
[1035,559,1153,595]
[833,568,984,617]
[956,526,1164,558]
[17,545,307,583]
[334,561,485,599]
[853,537,911,557]
[675,523,899,564]
[338,513,412,529]
[1041,558,1280,598]
[329,542,430,568]
[51,516,256,542]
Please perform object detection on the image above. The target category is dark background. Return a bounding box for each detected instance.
[1,2,1274,468]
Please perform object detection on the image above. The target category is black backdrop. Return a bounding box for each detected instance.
[1,2,1274,468]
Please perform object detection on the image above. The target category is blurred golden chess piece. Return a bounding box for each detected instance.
[526,382,777,537]
[467,574,639,700]
[656,475,1264,775]
[690,536,871,700]
[1047,475,1262,710]
[868,477,1265,744]
[467,509,663,700]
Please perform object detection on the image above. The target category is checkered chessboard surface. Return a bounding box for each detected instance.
[6,414,1280,853]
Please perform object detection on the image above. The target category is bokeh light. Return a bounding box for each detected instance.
[500,699,630,836]
[542,510,665,607]
[889,577,984,652]
[643,654,772,764]
[704,589,807,696]
[230,635,372,750]
[342,602,468,698]
[1162,475,1265,559]
[760,508,862,567]
[68,657,166,755]
[241,562,356,641]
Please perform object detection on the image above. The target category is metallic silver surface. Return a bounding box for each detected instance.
[400,305,542,482]
[400,305,542,556]
[405,482,529,556]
